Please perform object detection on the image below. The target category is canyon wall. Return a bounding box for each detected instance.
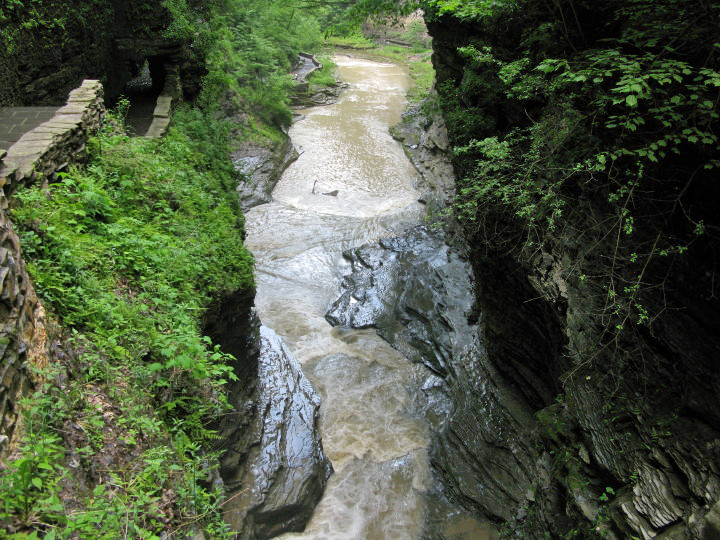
[419,2,720,538]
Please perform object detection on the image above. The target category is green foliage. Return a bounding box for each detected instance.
[426,0,517,20]
[598,486,615,503]
[0,360,232,538]
[398,19,432,52]
[2,105,250,538]
[307,55,338,86]
[0,0,116,105]
[324,34,378,49]
[15,112,253,327]
[345,0,419,25]
[437,0,720,367]
[407,52,436,102]
[163,0,325,127]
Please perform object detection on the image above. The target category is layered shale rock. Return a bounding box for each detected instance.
[325,227,543,525]
[233,137,299,212]
[205,294,331,539]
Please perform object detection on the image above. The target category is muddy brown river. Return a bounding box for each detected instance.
[245,56,433,539]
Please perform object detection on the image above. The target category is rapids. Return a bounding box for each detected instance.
[245,56,433,539]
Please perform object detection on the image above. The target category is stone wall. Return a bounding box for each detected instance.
[0,80,105,456]
[0,3,116,106]
[0,205,46,455]
[144,64,181,139]
[0,80,105,195]
[0,1,204,108]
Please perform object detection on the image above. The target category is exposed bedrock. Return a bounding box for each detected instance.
[204,292,331,539]
[233,136,299,212]
[390,109,456,213]
[325,226,547,523]
[327,86,720,536]
[324,221,720,539]
[421,6,720,538]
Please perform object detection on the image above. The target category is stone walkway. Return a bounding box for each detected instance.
[292,53,321,83]
[0,107,60,151]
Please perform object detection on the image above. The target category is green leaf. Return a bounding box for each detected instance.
[626,94,638,107]
[31,477,42,489]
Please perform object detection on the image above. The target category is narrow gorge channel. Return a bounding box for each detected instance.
[245,56,433,539]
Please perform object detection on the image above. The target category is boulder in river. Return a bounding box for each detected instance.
[222,325,332,539]
[233,137,299,211]
[325,226,539,526]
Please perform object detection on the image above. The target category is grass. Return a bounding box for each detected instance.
[324,35,377,50]
[406,52,435,102]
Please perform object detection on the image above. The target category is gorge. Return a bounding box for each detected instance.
[1,1,720,539]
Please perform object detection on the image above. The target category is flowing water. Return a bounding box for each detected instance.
[245,56,434,539]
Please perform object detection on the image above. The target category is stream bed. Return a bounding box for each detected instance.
[245,56,434,539]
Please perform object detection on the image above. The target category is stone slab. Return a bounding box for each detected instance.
[0,106,59,151]
[145,117,171,138]
[5,143,50,157]
[153,95,173,118]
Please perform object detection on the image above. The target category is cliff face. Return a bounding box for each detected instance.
[422,2,720,538]
[204,292,332,539]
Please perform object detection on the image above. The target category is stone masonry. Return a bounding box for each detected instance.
[0,107,60,152]
[0,80,105,196]
[0,80,105,456]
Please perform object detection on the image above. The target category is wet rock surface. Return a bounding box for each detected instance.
[291,82,348,108]
[227,326,332,539]
[326,227,472,376]
[326,91,719,538]
[424,11,720,539]
[325,227,540,528]
[233,137,299,211]
[287,53,348,109]
[390,109,456,212]
[331,185,720,540]
[205,294,331,539]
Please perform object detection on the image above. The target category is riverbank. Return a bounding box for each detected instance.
[323,39,434,104]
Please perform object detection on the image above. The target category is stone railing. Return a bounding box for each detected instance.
[0,80,105,456]
[0,79,105,195]
[145,63,180,139]
[145,95,172,138]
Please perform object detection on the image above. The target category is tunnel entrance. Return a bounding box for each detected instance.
[115,56,170,136]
